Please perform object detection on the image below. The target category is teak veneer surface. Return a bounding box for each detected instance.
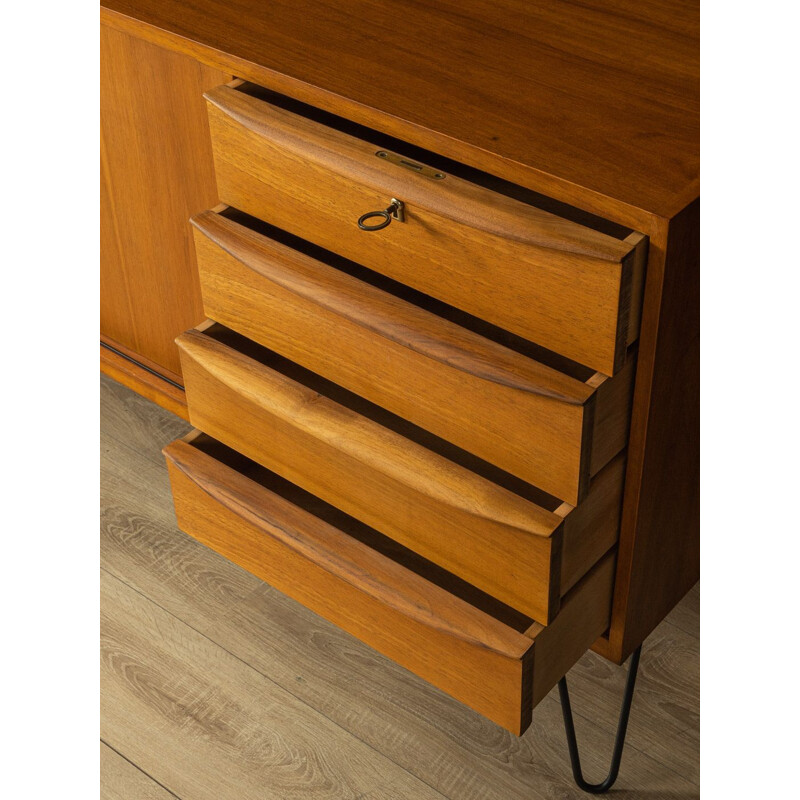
[609,198,700,659]
[192,208,634,503]
[101,373,700,797]
[176,325,624,623]
[100,24,228,376]
[204,85,645,376]
[164,433,616,734]
[100,0,699,224]
[100,0,699,667]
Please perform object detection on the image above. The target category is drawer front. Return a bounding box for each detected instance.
[176,324,624,624]
[204,83,647,376]
[164,432,616,735]
[192,208,635,504]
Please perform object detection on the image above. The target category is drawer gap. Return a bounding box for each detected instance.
[203,321,566,512]
[188,431,535,633]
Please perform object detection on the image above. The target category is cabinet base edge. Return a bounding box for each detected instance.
[101,342,189,421]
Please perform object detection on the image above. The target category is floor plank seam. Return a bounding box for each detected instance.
[101,375,698,798]
[101,567,453,800]
[104,560,690,796]
[101,424,186,465]
[536,692,695,785]
[661,617,700,640]
[100,504,694,794]
[101,738,184,800]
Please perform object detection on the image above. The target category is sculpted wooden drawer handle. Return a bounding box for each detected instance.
[357,198,405,230]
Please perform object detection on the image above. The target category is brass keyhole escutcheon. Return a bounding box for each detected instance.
[357,198,405,231]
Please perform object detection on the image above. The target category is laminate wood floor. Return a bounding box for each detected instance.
[100,374,699,799]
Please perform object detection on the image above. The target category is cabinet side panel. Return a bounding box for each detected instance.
[100,23,230,376]
[608,199,699,661]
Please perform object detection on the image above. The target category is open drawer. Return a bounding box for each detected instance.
[164,431,616,735]
[192,207,635,504]
[204,81,647,376]
[175,322,624,624]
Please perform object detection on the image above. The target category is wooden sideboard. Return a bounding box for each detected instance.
[100,0,698,740]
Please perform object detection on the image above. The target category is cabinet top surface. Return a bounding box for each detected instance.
[101,0,699,221]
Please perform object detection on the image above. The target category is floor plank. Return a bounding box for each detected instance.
[101,426,263,633]
[563,617,699,784]
[101,375,190,466]
[101,743,179,800]
[663,582,700,640]
[100,374,700,799]
[206,583,699,800]
[101,570,447,800]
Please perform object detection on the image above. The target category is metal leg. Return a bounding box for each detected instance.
[558,645,642,794]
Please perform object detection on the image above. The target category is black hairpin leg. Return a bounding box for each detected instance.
[558,645,642,794]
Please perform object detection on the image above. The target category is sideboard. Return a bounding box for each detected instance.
[100,0,698,787]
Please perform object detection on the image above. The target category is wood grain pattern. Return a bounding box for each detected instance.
[101,744,176,800]
[205,84,644,375]
[164,437,535,733]
[164,433,616,734]
[605,199,700,661]
[192,209,634,501]
[101,343,189,422]
[100,23,229,376]
[98,0,698,691]
[589,354,637,475]
[101,570,448,800]
[177,325,625,622]
[526,554,615,706]
[177,328,564,622]
[101,335,184,387]
[100,367,191,468]
[99,0,698,225]
[100,379,264,636]
[220,579,698,799]
[566,609,699,784]
[166,437,536,658]
[558,453,626,593]
[624,232,650,345]
[101,373,699,799]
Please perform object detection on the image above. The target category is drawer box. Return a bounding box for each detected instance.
[176,322,624,624]
[164,431,616,734]
[191,207,635,504]
[204,82,648,376]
